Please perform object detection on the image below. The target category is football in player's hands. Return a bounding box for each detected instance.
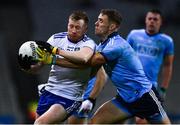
[18,41,39,70]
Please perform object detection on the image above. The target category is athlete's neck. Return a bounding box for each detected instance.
[67,35,85,43]
[101,32,118,44]
[145,30,160,36]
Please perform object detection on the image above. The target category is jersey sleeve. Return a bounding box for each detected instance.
[100,41,122,61]
[47,35,55,46]
[126,30,134,45]
[165,37,174,55]
[83,39,96,52]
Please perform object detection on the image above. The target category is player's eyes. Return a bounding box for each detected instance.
[75,26,81,30]
[68,25,81,30]
[148,18,158,21]
[68,25,73,28]
[96,18,102,22]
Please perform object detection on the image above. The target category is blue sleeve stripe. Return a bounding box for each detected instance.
[54,32,67,39]
[54,36,65,39]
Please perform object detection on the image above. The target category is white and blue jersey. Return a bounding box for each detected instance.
[97,32,152,103]
[43,32,96,101]
[127,29,174,88]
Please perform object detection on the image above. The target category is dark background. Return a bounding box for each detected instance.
[0,0,179,123]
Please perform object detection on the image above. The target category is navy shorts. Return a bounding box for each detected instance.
[36,90,81,116]
[112,89,168,123]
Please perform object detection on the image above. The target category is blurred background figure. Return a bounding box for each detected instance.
[127,9,174,124]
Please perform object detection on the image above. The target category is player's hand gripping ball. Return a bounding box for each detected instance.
[18,41,39,70]
[35,41,58,54]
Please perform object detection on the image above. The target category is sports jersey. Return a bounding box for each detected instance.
[127,29,174,88]
[44,32,96,101]
[97,32,152,103]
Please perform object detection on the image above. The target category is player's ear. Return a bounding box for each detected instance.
[84,25,88,33]
[109,23,117,31]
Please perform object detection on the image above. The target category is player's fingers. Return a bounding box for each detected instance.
[36,47,44,53]
[36,48,43,57]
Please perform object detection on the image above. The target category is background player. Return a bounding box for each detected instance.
[127,9,174,124]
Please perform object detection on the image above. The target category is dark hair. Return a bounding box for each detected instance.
[69,10,89,25]
[100,9,122,26]
[148,9,163,19]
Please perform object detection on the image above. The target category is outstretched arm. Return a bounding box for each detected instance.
[78,66,107,114]
[35,40,107,68]
[56,51,107,69]
[57,47,94,64]
[35,40,94,64]
[35,47,90,69]
[55,57,89,69]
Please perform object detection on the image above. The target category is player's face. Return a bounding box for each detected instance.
[95,14,111,40]
[145,12,162,34]
[67,18,87,42]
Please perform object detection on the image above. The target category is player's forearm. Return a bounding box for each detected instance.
[57,48,93,64]
[161,55,174,89]
[161,64,173,89]
[55,57,89,69]
[89,67,107,99]
[88,52,106,67]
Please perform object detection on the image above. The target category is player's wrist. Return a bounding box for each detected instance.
[87,97,96,106]
[51,55,57,65]
[52,47,58,55]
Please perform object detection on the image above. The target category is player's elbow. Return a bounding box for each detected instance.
[79,54,93,64]
[79,57,90,64]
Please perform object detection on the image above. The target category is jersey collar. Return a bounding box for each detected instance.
[67,34,85,43]
[101,32,119,45]
[145,30,161,37]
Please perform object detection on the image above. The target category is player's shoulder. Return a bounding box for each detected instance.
[130,29,145,34]
[128,29,145,38]
[47,32,67,45]
[82,34,94,42]
[53,32,67,39]
[159,33,173,42]
[82,35,96,46]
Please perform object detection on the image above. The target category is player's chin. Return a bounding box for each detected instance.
[95,29,101,35]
